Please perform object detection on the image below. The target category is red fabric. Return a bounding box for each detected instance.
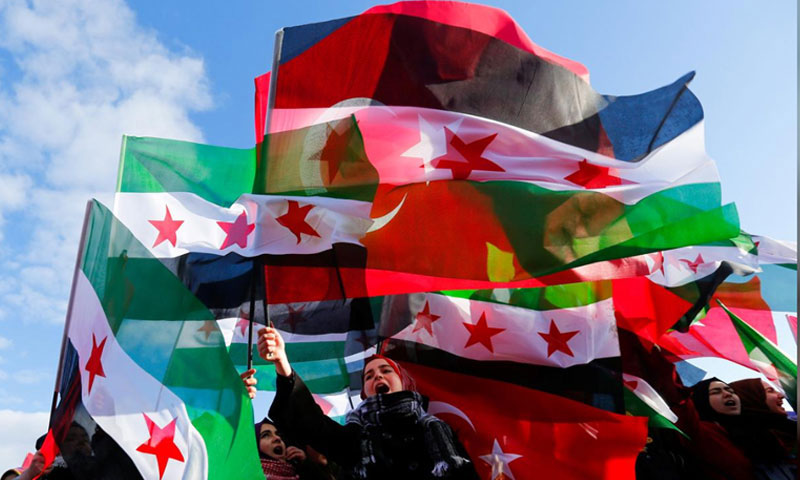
[255,72,271,143]
[613,276,694,343]
[673,400,755,480]
[401,362,648,480]
[659,277,780,377]
[35,431,59,479]
[264,256,654,304]
[362,1,589,81]
[21,453,34,470]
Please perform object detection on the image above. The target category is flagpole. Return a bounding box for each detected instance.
[246,260,257,371]
[50,200,93,419]
[245,27,282,371]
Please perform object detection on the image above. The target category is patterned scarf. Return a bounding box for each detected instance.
[260,458,299,480]
[345,391,469,478]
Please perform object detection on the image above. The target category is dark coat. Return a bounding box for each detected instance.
[269,372,478,480]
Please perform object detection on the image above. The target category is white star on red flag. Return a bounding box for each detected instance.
[479,438,522,480]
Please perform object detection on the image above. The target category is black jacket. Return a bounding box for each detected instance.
[269,372,478,480]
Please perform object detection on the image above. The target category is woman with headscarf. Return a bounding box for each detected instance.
[729,379,797,480]
[257,326,478,480]
[681,378,756,480]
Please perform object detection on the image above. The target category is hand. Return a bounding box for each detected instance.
[257,327,292,377]
[240,368,257,399]
[19,451,47,480]
[285,446,307,463]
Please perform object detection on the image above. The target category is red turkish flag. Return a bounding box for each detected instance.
[402,362,647,480]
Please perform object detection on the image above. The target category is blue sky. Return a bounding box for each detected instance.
[0,0,795,469]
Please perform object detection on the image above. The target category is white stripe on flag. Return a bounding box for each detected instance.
[113,192,372,258]
[391,294,619,368]
[69,271,208,480]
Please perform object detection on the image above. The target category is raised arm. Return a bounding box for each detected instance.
[257,327,361,465]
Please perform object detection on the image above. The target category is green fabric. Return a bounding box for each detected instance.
[443,281,613,310]
[623,389,687,437]
[482,181,739,276]
[117,136,256,208]
[254,115,378,202]
[228,341,346,364]
[718,300,797,410]
[78,200,263,479]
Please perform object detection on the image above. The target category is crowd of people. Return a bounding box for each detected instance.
[3,326,796,479]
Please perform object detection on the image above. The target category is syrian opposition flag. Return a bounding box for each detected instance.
[400,362,647,480]
[380,283,629,411]
[116,121,738,304]
[52,200,263,479]
[385,289,619,369]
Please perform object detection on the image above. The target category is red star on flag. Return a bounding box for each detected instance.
[538,320,580,357]
[433,127,504,180]
[136,414,185,479]
[463,312,505,353]
[217,211,255,250]
[284,304,307,333]
[276,200,321,244]
[318,123,363,183]
[412,301,441,336]
[648,251,665,274]
[84,334,107,394]
[149,206,184,248]
[196,320,217,341]
[679,254,705,273]
[564,159,623,189]
[235,317,250,337]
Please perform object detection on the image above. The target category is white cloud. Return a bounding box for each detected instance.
[0,336,10,349]
[0,0,212,329]
[0,409,49,470]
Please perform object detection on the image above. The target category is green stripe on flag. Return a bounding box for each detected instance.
[718,299,798,410]
[623,389,687,437]
[229,341,347,364]
[79,200,262,479]
[443,281,613,310]
[117,136,256,208]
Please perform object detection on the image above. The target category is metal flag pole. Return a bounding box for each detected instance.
[49,200,93,419]
[246,27,283,371]
[246,258,258,371]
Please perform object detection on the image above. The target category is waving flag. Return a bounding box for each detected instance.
[718,300,797,409]
[402,362,647,480]
[52,201,262,479]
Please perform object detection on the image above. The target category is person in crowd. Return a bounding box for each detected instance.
[685,378,755,480]
[243,369,340,480]
[258,326,478,480]
[729,378,797,479]
[254,417,305,480]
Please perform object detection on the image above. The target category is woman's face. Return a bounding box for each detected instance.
[708,380,741,415]
[762,381,786,414]
[259,423,287,460]
[363,358,403,397]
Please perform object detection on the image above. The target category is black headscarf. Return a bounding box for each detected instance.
[692,378,789,463]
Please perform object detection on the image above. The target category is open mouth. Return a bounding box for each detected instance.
[273,445,284,456]
[724,400,737,407]
[375,383,390,394]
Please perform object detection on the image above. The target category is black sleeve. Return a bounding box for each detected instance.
[268,372,361,467]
